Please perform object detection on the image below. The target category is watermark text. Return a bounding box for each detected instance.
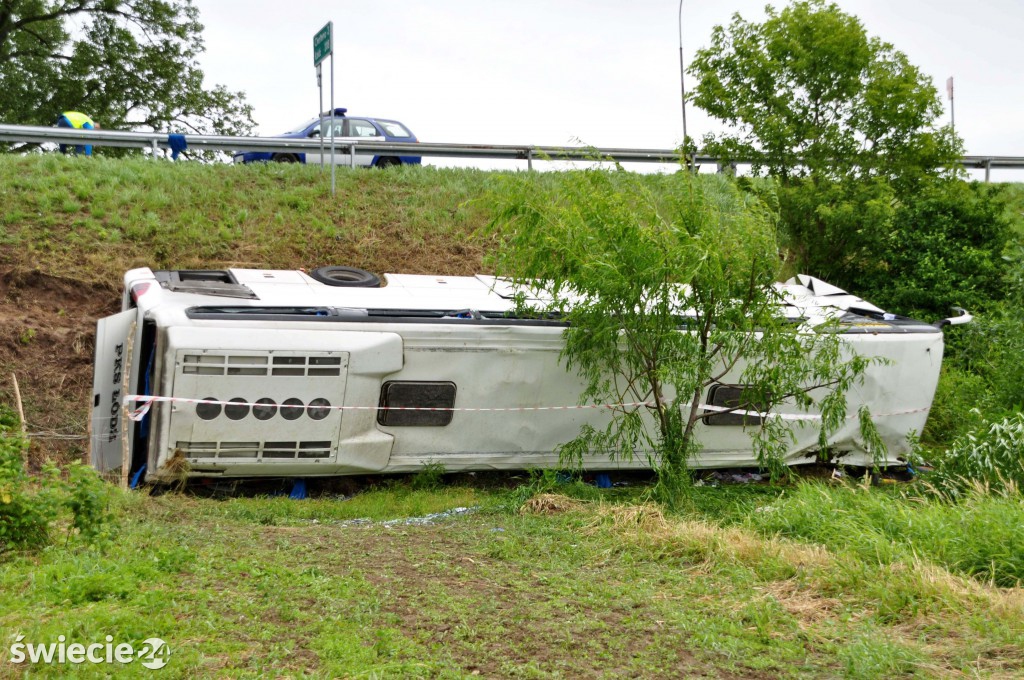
[8,635,169,669]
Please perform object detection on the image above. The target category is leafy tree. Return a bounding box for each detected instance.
[689,0,960,182]
[774,174,896,286]
[687,1,1014,324]
[0,0,253,139]
[487,169,876,497]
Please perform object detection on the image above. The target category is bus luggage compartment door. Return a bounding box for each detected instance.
[160,328,403,477]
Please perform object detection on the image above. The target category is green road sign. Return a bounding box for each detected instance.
[313,22,332,67]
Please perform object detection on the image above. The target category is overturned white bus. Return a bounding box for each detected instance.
[90,266,965,483]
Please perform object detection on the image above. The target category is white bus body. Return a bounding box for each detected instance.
[91,267,947,482]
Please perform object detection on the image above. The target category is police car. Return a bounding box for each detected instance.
[232,108,421,168]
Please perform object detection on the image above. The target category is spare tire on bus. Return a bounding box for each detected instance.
[309,266,381,288]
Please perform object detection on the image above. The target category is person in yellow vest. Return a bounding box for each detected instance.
[55,111,96,156]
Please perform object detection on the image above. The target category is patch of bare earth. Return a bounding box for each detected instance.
[0,267,118,468]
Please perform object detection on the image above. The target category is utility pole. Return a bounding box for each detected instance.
[947,76,955,133]
[678,0,688,156]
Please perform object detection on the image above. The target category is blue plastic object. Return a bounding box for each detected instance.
[289,479,308,500]
[140,348,154,437]
[595,474,612,489]
[168,133,188,160]
[129,464,147,489]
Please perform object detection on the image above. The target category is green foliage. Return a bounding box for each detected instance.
[921,232,1024,446]
[0,0,253,142]
[0,423,60,550]
[922,366,990,445]
[689,0,959,181]
[500,469,604,512]
[65,462,116,544]
[857,180,1012,319]
[947,250,1024,406]
[0,406,115,553]
[486,168,875,488]
[747,481,1024,587]
[743,136,1009,330]
[410,461,446,491]
[775,176,893,292]
[688,1,1011,331]
[928,413,1024,498]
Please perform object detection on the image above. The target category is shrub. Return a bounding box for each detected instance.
[864,180,1012,320]
[928,412,1024,498]
[781,178,1012,322]
[945,291,1024,420]
[65,462,116,544]
[410,461,446,491]
[0,406,116,553]
[922,366,991,445]
[0,426,61,550]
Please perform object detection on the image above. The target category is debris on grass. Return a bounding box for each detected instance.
[587,502,670,533]
[519,493,587,515]
[340,506,478,527]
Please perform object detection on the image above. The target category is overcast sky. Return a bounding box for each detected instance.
[193,0,1023,179]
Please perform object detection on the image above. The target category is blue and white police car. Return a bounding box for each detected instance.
[233,108,421,168]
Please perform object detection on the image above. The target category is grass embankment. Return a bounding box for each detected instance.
[0,154,501,285]
[2,155,1023,676]
[1,481,1022,678]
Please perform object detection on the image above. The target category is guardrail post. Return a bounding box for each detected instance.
[985,158,992,183]
[527,149,533,172]
[349,143,356,168]
[150,138,158,160]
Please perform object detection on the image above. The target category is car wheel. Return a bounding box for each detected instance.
[272,153,298,163]
[376,157,400,169]
[309,266,381,288]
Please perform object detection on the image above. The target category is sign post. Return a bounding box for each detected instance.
[316,63,324,171]
[313,22,335,194]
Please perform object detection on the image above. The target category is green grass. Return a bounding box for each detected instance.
[742,480,1024,587]
[2,154,1023,676]
[0,154,506,285]
[197,485,488,525]
[1,481,1022,678]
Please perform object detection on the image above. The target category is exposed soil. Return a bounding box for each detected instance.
[0,266,119,467]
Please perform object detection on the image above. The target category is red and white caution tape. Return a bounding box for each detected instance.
[122,394,929,424]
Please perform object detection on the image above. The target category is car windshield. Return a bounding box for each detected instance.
[283,117,320,135]
[378,121,412,137]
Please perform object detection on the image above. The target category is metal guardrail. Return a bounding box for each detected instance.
[960,155,1024,182]
[0,123,705,169]
[0,123,1021,179]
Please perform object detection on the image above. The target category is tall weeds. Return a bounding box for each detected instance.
[746,481,1024,587]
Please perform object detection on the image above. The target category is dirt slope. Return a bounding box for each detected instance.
[0,268,119,467]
